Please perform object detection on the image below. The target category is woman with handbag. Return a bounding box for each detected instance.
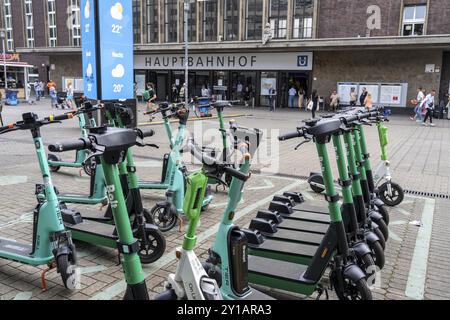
[309,89,319,118]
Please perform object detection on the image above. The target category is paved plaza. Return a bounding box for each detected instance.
[0,101,449,300]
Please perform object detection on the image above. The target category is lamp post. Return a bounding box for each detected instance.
[183,0,189,107]
[0,29,7,91]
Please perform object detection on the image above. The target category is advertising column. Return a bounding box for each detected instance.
[81,0,133,101]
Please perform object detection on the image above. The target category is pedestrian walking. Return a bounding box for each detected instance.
[39,80,45,98]
[350,87,358,106]
[410,87,425,122]
[268,85,276,112]
[49,85,58,108]
[288,86,297,109]
[330,90,340,112]
[66,81,75,110]
[171,83,178,102]
[26,83,34,105]
[310,89,319,118]
[298,88,305,111]
[364,92,373,110]
[144,82,157,121]
[34,80,40,101]
[360,87,368,106]
[422,89,436,127]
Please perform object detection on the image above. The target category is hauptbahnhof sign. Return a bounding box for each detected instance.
[135,52,313,71]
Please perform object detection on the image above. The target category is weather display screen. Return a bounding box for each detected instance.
[81,0,98,99]
[98,0,134,100]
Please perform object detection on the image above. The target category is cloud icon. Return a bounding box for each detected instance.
[110,2,123,20]
[86,63,93,77]
[84,0,90,19]
[112,64,125,78]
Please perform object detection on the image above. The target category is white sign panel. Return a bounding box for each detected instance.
[425,64,435,73]
[338,83,358,104]
[135,52,313,71]
[261,78,277,96]
[359,84,379,103]
[380,85,402,105]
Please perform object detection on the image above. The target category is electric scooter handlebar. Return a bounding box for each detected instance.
[135,128,155,139]
[48,138,91,153]
[187,139,250,182]
[45,113,75,122]
[278,131,302,141]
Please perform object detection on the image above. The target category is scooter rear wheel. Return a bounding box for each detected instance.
[48,154,61,173]
[138,229,166,264]
[378,182,404,207]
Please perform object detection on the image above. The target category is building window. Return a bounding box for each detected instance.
[202,0,218,41]
[183,1,197,42]
[402,5,426,36]
[245,0,263,40]
[47,0,57,47]
[133,0,141,43]
[146,0,158,43]
[269,0,288,39]
[293,0,313,39]
[224,0,239,41]
[164,0,177,42]
[24,0,35,48]
[69,0,81,46]
[3,0,14,51]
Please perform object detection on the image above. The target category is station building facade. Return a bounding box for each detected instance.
[1,0,450,109]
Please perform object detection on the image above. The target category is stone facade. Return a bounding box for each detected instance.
[312,49,443,105]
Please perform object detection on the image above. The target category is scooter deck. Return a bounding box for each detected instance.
[285,210,329,223]
[78,208,111,222]
[260,229,324,246]
[249,238,317,265]
[276,220,328,234]
[292,203,328,215]
[65,220,117,248]
[248,256,317,296]
[0,238,32,256]
[242,288,275,300]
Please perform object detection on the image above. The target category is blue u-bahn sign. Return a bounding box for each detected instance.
[81,0,134,100]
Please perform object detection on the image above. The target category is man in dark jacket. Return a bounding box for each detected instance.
[360,87,368,106]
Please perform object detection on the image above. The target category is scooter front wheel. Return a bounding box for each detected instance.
[369,240,385,270]
[378,182,404,207]
[57,254,78,290]
[83,156,95,177]
[309,175,325,193]
[331,273,373,300]
[48,154,61,173]
[149,203,178,232]
[373,203,390,226]
[154,288,178,300]
[138,229,166,264]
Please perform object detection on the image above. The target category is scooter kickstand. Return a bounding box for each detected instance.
[315,284,329,300]
[41,261,57,292]
[177,216,184,233]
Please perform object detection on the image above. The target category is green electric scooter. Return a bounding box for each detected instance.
[47,102,101,176]
[139,102,213,232]
[0,113,78,289]
[49,109,166,264]
[246,117,373,300]
[50,126,156,299]
[155,135,265,300]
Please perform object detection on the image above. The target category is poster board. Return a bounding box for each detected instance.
[358,84,379,103]
[135,74,146,95]
[337,83,358,104]
[380,85,403,105]
[261,78,277,96]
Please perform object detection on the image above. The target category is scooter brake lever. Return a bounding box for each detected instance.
[82,145,105,167]
[294,139,311,150]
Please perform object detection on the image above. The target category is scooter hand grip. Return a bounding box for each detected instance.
[278,131,301,141]
[223,166,250,182]
[48,138,89,153]
[47,113,75,122]
[136,128,155,139]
